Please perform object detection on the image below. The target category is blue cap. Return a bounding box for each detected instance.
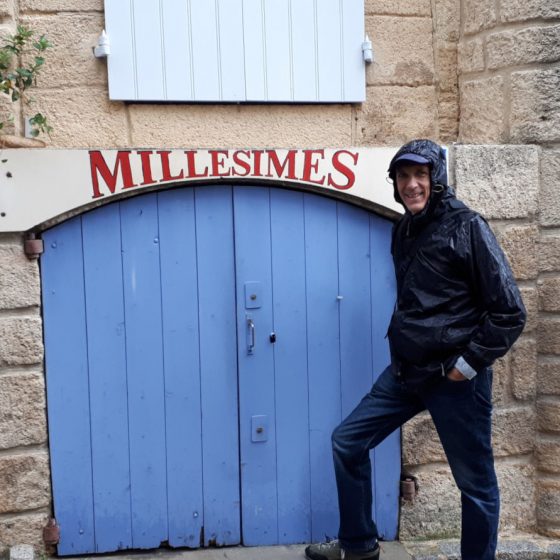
[393,153,430,165]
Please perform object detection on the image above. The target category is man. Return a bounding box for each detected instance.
[305,139,526,560]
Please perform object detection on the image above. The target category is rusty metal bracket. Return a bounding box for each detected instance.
[24,233,43,259]
[400,474,419,501]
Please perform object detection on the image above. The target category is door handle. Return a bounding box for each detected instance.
[247,316,255,354]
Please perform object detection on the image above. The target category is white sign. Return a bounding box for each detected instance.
[0,147,403,232]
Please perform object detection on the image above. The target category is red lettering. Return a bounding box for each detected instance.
[232,150,252,177]
[328,150,358,190]
[138,151,155,186]
[185,150,209,178]
[89,151,137,199]
[265,150,297,180]
[252,150,264,177]
[157,150,184,182]
[302,149,326,185]
[210,150,231,177]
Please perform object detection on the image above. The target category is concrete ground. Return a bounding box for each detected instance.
[65,542,412,560]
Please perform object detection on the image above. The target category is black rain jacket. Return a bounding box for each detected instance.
[386,139,526,385]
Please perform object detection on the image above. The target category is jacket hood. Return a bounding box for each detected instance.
[388,139,448,206]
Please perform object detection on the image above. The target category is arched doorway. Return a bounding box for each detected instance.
[40,185,398,555]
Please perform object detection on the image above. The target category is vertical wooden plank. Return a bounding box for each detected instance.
[190,0,220,100]
[105,0,137,100]
[41,219,96,555]
[120,194,168,548]
[195,186,241,546]
[161,0,193,101]
[304,194,341,542]
[243,0,266,100]
[132,0,165,100]
[341,0,365,102]
[157,189,204,548]
[234,186,278,545]
[316,0,343,101]
[217,0,246,101]
[290,0,317,101]
[337,203,373,416]
[81,205,132,553]
[264,0,292,101]
[370,216,399,540]
[270,189,311,543]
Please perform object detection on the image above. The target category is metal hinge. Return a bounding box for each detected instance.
[362,35,373,63]
[93,29,110,58]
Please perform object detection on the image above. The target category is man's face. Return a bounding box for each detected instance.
[395,163,431,215]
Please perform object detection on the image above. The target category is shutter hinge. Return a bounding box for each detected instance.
[24,233,43,259]
[362,34,373,64]
[93,29,110,58]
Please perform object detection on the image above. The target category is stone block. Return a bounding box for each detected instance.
[0,373,47,449]
[539,360,560,396]
[437,92,459,143]
[400,462,536,539]
[365,0,431,16]
[538,318,560,356]
[459,77,505,143]
[433,0,460,42]
[539,278,560,313]
[0,0,13,20]
[537,439,560,473]
[454,145,539,219]
[539,150,560,227]
[497,463,536,532]
[510,338,537,401]
[0,243,40,309]
[30,87,128,148]
[463,0,496,35]
[356,86,437,146]
[400,466,461,540]
[492,355,508,405]
[435,42,458,94]
[20,14,107,89]
[0,513,49,557]
[537,399,560,433]
[0,317,43,367]
[458,38,484,74]
[130,103,352,149]
[0,92,18,135]
[20,0,102,10]
[0,453,50,513]
[539,235,560,273]
[487,25,560,70]
[501,0,560,22]
[511,68,560,144]
[492,406,535,457]
[365,16,435,87]
[497,225,539,281]
[403,412,444,466]
[519,286,537,334]
[10,544,34,560]
[537,480,560,524]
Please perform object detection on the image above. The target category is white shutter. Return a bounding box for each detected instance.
[104,0,365,103]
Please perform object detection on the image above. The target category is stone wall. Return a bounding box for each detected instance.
[0,235,49,556]
[0,0,459,148]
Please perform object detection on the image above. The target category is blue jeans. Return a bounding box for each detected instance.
[332,365,498,560]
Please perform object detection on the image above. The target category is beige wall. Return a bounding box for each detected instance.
[0,0,559,554]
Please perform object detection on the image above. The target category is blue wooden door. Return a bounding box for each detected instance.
[41,186,398,556]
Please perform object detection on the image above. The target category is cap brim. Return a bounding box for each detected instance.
[394,153,430,165]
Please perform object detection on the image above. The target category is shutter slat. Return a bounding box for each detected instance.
[105,0,364,103]
[133,0,165,100]
[217,0,246,101]
[162,0,193,101]
[316,0,343,102]
[291,0,317,101]
[265,0,292,101]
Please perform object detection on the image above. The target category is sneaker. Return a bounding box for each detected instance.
[305,539,380,560]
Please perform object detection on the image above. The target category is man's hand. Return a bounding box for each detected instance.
[447,367,468,381]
